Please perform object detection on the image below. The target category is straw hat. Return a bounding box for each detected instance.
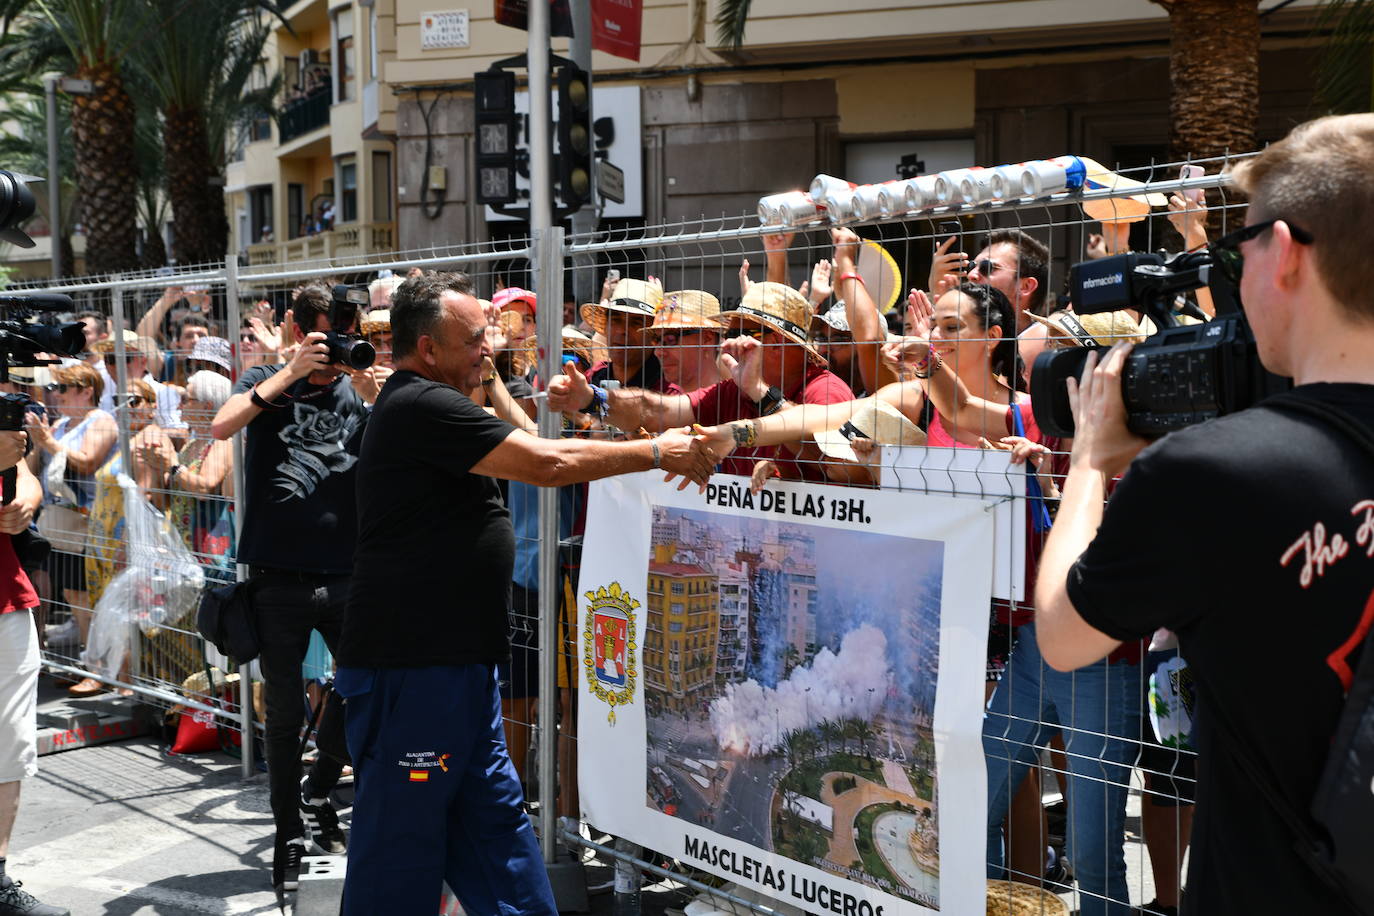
[815,399,925,463]
[1027,309,1147,347]
[524,328,596,372]
[712,281,826,364]
[1078,156,1170,224]
[580,278,662,335]
[648,290,722,332]
[360,309,391,335]
[857,240,902,313]
[985,880,1070,916]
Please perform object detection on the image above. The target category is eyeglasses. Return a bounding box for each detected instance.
[973,259,1006,278]
[117,393,147,407]
[42,382,70,394]
[651,330,711,347]
[1211,218,1314,284]
[241,333,256,343]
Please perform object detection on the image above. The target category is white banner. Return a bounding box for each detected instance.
[577,474,993,915]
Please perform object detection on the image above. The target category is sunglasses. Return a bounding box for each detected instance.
[1211,218,1314,284]
[241,333,256,343]
[116,393,147,407]
[42,382,72,394]
[725,325,782,341]
[972,259,1006,278]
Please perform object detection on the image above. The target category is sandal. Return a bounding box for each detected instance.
[68,677,108,697]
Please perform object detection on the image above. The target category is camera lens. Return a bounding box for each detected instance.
[329,335,375,370]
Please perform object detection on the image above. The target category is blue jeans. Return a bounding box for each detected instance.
[983,623,1143,916]
[336,664,557,916]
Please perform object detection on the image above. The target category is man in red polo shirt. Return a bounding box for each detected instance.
[0,431,68,916]
[548,282,854,482]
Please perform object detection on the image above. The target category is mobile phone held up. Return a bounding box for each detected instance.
[1180,165,1205,205]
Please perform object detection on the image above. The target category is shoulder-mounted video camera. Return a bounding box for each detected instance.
[1031,247,1290,439]
[328,284,376,370]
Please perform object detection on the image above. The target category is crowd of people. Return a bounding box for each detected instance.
[3,113,1371,916]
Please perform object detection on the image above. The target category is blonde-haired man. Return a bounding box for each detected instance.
[1037,114,1374,915]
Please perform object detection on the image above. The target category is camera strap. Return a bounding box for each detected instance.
[1010,401,1053,532]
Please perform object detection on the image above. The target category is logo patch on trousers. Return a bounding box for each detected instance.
[397,750,450,781]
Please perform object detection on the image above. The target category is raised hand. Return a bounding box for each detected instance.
[738,259,753,299]
[881,335,932,379]
[831,227,860,270]
[546,369,594,413]
[762,232,795,255]
[927,236,967,297]
[717,336,766,400]
[905,289,934,339]
[808,259,834,308]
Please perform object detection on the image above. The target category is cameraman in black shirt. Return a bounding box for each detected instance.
[211,285,380,897]
[334,273,713,915]
[1035,114,1374,915]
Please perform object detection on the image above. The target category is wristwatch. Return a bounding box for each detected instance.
[755,386,785,417]
[481,373,497,386]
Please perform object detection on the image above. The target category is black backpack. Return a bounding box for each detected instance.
[1210,393,1374,915]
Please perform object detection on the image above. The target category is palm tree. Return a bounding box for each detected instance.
[1150,0,1260,162]
[0,0,146,275]
[850,719,877,760]
[714,0,752,50]
[134,0,283,265]
[1316,0,1374,112]
[818,718,842,756]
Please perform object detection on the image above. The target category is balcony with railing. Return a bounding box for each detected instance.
[278,86,331,143]
[246,221,395,266]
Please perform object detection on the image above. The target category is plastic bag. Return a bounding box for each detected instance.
[82,476,205,680]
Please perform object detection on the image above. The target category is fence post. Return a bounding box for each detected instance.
[110,282,140,683]
[223,256,255,780]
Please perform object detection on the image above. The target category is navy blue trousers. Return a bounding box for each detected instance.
[336,664,557,916]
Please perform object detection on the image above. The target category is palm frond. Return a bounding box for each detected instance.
[713,0,752,51]
[1316,0,1374,113]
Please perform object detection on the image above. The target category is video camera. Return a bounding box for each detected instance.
[327,284,376,370]
[1031,248,1290,439]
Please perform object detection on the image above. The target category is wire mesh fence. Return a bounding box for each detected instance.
[9,154,1245,914]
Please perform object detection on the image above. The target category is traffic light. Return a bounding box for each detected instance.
[557,62,592,211]
[474,69,518,205]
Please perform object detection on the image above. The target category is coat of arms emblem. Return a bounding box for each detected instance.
[583,582,639,724]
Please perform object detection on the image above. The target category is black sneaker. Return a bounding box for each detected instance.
[0,879,70,916]
[300,777,347,854]
[272,835,306,893]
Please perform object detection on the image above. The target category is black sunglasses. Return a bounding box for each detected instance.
[973,258,1003,278]
[1211,218,1314,284]
[42,382,70,394]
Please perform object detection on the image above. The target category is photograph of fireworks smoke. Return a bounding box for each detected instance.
[644,507,944,909]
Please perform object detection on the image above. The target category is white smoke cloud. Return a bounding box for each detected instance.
[709,624,890,756]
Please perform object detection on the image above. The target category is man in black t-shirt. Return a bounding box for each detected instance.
[212,285,380,897]
[1035,115,1374,915]
[334,273,713,915]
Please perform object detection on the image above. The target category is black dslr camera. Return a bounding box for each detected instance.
[327,284,376,370]
[1031,248,1290,439]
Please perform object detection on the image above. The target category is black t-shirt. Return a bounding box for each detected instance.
[233,365,368,574]
[339,370,517,668]
[1068,383,1374,916]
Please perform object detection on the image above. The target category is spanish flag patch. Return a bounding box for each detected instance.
[409,769,429,782]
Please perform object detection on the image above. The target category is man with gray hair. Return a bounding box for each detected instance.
[334,272,714,914]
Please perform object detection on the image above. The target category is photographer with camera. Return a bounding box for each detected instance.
[210,284,366,896]
[1035,115,1374,914]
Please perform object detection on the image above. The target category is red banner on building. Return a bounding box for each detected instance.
[592,0,643,62]
[494,0,574,38]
